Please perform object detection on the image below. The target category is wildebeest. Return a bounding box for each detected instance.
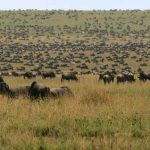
[99,74,104,81]
[102,74,114,84]
[126,72,136,82]
[138,71,150,81]
[28,81,50,100]
[8,86,30,98]
[49,86,73,98]
[0,82,30,98]
[24,72,36,79]
[61,73,78,82]
[42,71,56,79]
[117,74,126,83]
[0,82,9,95]
[117,72,136,83]
[99,71,114,84]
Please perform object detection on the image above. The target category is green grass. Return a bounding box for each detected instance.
[0,76,149,149]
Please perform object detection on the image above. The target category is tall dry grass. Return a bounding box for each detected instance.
[0,76,150,149]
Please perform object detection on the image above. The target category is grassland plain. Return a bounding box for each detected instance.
[0,9,150,150]
[0,76,150,150]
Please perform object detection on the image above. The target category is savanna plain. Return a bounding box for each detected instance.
[0,10,150,150]
[0,76,150,150]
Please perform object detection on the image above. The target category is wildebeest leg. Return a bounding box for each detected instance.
[103,80,106,84]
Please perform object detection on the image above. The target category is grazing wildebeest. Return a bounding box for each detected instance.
[28,81,50,100]
[117,74,126,83]
[138,71,150,81]
[0,82,30,98]
[61,73,78,82]
[99,71,114,84]
[117,72,135,83]
[24,72,36,79]
[102,74,114,84]
[42,71,56,79]
[8,86,30,98]
[125,72,136,82]
[49,86,73,98]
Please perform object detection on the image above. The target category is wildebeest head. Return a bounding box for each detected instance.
[138,71,150,81]
[30,81,37,89]
[0,82,10,95]
[29,81,50,100]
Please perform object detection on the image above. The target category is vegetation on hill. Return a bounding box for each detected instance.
[0,10,150,44]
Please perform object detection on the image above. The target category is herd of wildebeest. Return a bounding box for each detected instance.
[0,10,149,77]
[0,42,149,75]
[0,40,149,102]
[0,68,149,100]
[0,10,149,100]
[0,73,74,100]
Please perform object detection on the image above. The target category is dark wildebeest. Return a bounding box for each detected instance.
[42,71,56,79]
[28,81,50,100]
[125,72,136,82]
[99,71,114,84]
[117,72,136,83]
[102,74,114,84]
[117,74,126,83]
[138,71,150,81]
[0,82,9,96]
[24,72,36,79]
[61,73,78,82]
[99,74,104,81]
[49,86,73,98]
